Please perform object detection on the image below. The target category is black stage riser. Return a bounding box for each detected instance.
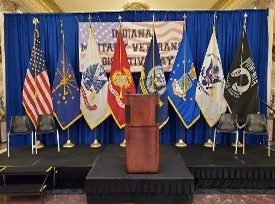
[1,145,275,191]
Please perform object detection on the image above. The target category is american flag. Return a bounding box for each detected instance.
[22,31,53,128]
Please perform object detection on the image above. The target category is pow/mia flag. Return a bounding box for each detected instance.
[224,28,259,128]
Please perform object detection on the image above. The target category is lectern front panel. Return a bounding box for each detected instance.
[125,125,159,173]
[125,94,160,173]
[125,94,159,126]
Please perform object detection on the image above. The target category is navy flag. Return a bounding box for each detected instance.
[138,31,169,128]
[52,44,82,130]
[224,28,259,128]
[167,27,200,128]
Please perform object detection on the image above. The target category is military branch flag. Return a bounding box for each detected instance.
[224,27,259,128]
[52,27,82,130]
[22,19,53,128]
[80,25,110,129]
[138,30,169,128]
[167,24,200,128]
[107,27,136,128]
[195,26,227,127]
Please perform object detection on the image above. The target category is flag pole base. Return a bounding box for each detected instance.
[35,140,44,149]
[90,139,101,148]
[63,140,75,148]
[204,139,214,148]
[231,140,243,148]
[175,139,187,148]
[120,139,126,148]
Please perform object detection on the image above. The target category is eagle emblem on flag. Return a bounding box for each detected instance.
[172,65,197,100]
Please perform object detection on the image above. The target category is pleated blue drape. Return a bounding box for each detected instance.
[4,10,269,147]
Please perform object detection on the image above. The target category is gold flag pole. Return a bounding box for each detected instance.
[33,18,44,149]
[152,13,157,94]
[153,13,155,74]
[87,14,101,149]
[232,13,248,148]
[88,14,95,99]
[118,15,126,148]
[63,128,75,148]
[176,119,187,148]
[60,20,75,148]
[176,14,187,148]
[90,127,101,148]
[204,13,217,148]
[119,15,123,99]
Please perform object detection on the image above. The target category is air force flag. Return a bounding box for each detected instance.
[167,27,200,128]
[195,27,227,127]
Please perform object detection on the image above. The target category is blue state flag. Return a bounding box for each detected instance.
[52,45,82,130]
[167,28,200,128]
[138,31,169,128]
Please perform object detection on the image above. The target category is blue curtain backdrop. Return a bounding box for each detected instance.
[4,10,269,147]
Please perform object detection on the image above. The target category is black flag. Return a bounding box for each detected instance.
[224,29,259,128]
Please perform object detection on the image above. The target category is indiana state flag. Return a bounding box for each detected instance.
[138,30,169,128]
[195,27,227,127]
[167,28,200,129]
[52,44,82,130]
[80,26,110,129]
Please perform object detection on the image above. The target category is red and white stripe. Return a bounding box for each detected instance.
[22,69,53,128]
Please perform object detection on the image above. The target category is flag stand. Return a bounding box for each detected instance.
[231,140,243,148]
[175,121,187,148]
[120,127,126,147]
[90,128,101,148]
[35,140,44,149]
[120,139,126,147]
[204,127,214,148]
[63,128,75,148]
[231,127,243,148]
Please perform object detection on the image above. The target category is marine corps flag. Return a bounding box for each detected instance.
[224,28,259,128]
[80,25,110,129]
[107,28,136,128]
[167,26,200,128]
[195,26,227,127]
[138,31,169,128]
[52,27,81,130]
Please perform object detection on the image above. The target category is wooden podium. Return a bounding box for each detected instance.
[125,94,159,173]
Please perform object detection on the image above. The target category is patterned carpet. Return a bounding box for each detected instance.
[1,189,275,204]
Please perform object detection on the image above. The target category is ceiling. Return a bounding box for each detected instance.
[12,0,273,13]
[53,0,216,12]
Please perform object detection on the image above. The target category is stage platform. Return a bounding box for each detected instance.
[0,145,102,188]
[0,144,275,201]
[85,145,194,204]
[177,145,275,189]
